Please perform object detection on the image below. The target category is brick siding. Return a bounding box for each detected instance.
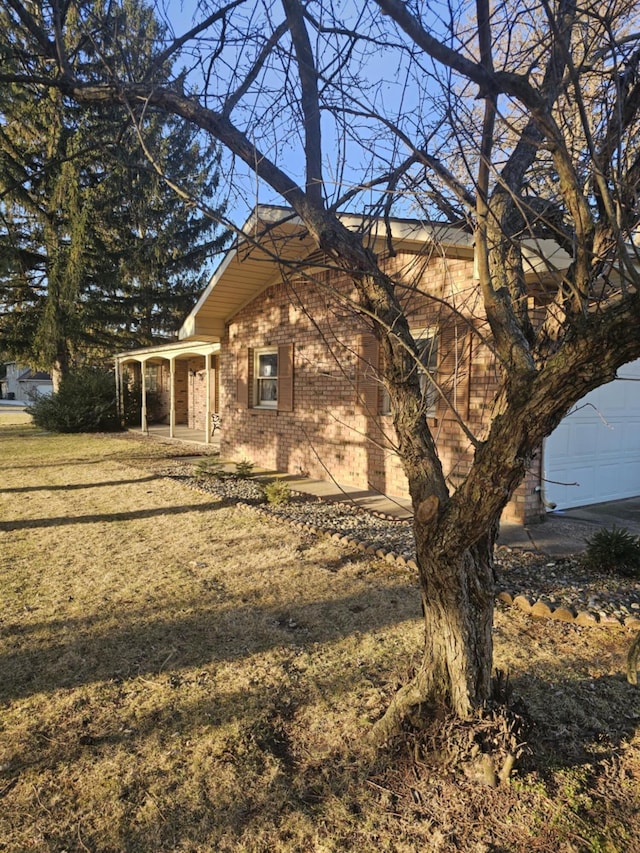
[219,254,545,524]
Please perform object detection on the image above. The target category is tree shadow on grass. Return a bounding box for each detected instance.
[0,579,421,704]
[0,475,161,493]
[8,647,639,853]
[4,646,383,852]
[3,459,111,470]
[0,498,234,531]
[509,668,640,772]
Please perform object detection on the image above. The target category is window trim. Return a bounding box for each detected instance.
[145,363,160,393]
[414,327,439,416]
[253,346,278,409]
[380,327,438,417]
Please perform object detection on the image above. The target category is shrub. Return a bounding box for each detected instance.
[194,457,224,479]
[122,378,164,426]
[582,525,640,578]
[263,479,291,506]
[235,459,254,477]
[27,369,120,433]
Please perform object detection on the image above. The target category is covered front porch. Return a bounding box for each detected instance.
[115,340,221,446]
[146,422,221,448]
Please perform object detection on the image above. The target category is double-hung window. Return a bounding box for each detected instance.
[145,363,160,393]
[414,330,438,415]
[254,348,278,408]
[380,329,438,417]
[237,344,293,411]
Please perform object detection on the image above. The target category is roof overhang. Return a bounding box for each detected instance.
[177,204,576,341]
[177,206,484,342]
[115,339,220,364]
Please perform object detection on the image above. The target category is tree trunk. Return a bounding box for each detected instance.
[370,521,497,744]
[50,342,72,393]
[50,360,65,394]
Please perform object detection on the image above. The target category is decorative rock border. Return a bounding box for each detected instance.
[498,590,640,630]
[157,461,640,632]
[237,498,419,569]
[239,500,640,630]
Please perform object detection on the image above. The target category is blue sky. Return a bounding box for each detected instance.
[154,1,429,222]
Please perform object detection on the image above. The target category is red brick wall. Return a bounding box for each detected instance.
[219,256,543,524]
[174,360,189,424]
[186,357,218,432]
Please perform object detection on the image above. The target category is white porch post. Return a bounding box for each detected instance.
[169,358,176,439]
[114,358,122,426]
[140,360,148,434]
[118,359,125,427]
[205,351,211,445]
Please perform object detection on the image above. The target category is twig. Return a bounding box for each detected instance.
[0,776,18,798]
[366,779,394,795]
[159,648,177,671]
[77,821,92,852]
[31,785,52,817]
[144,788,167,823]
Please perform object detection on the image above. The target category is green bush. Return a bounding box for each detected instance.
[263,479,291,506]
[122,378,164,426]
[582,525,640,578]
[235,459,254,477]
[27,369,120,433]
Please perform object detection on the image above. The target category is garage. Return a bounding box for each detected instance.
[543,359,640,510]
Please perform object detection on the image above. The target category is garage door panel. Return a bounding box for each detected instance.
[544,358,640,509]
[619,423,640,452]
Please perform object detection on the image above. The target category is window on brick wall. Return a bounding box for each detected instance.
[244,344,294,411]
[145,363,160,393]
[254,348,278,408]
[380,329,438,417]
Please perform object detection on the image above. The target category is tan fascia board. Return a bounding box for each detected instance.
[252,206,475,254]
[179,244,240,339]
[179,208,476,338]
[116,339,220,362]
[181,205,586,336]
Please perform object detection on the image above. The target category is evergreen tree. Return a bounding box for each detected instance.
[0,0,228,385]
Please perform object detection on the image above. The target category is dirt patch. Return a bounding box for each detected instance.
[0,426,638,852]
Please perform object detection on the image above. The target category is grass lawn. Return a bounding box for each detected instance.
[0,425,638,852]
[0,407,31,425]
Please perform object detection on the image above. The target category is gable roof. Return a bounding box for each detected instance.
[178,205,572,342]
[19,370,52,382]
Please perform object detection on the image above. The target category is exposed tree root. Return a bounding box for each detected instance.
[369,669,530,787]
[367,670,432,748]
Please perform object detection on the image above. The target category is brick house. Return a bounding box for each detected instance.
[117,206,640,524]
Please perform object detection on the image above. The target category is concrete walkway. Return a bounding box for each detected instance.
[209,458,640,558]
[141,431,640,558]
[287,477,640,557]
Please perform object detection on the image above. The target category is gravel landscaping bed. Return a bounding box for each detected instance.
[157,459,640,627]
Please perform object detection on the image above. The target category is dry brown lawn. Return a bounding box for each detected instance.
[0,425,638,852]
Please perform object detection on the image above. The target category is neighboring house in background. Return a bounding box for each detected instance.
[116,206,640,524]
[1,362,53,401]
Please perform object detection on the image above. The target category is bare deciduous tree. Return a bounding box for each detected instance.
[3,0,640,742]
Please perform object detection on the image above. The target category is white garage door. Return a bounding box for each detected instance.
[544,358,640,510]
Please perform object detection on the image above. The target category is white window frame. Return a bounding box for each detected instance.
[253,347,278,408]
[145,363,160,393]
[381,328,438,417]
